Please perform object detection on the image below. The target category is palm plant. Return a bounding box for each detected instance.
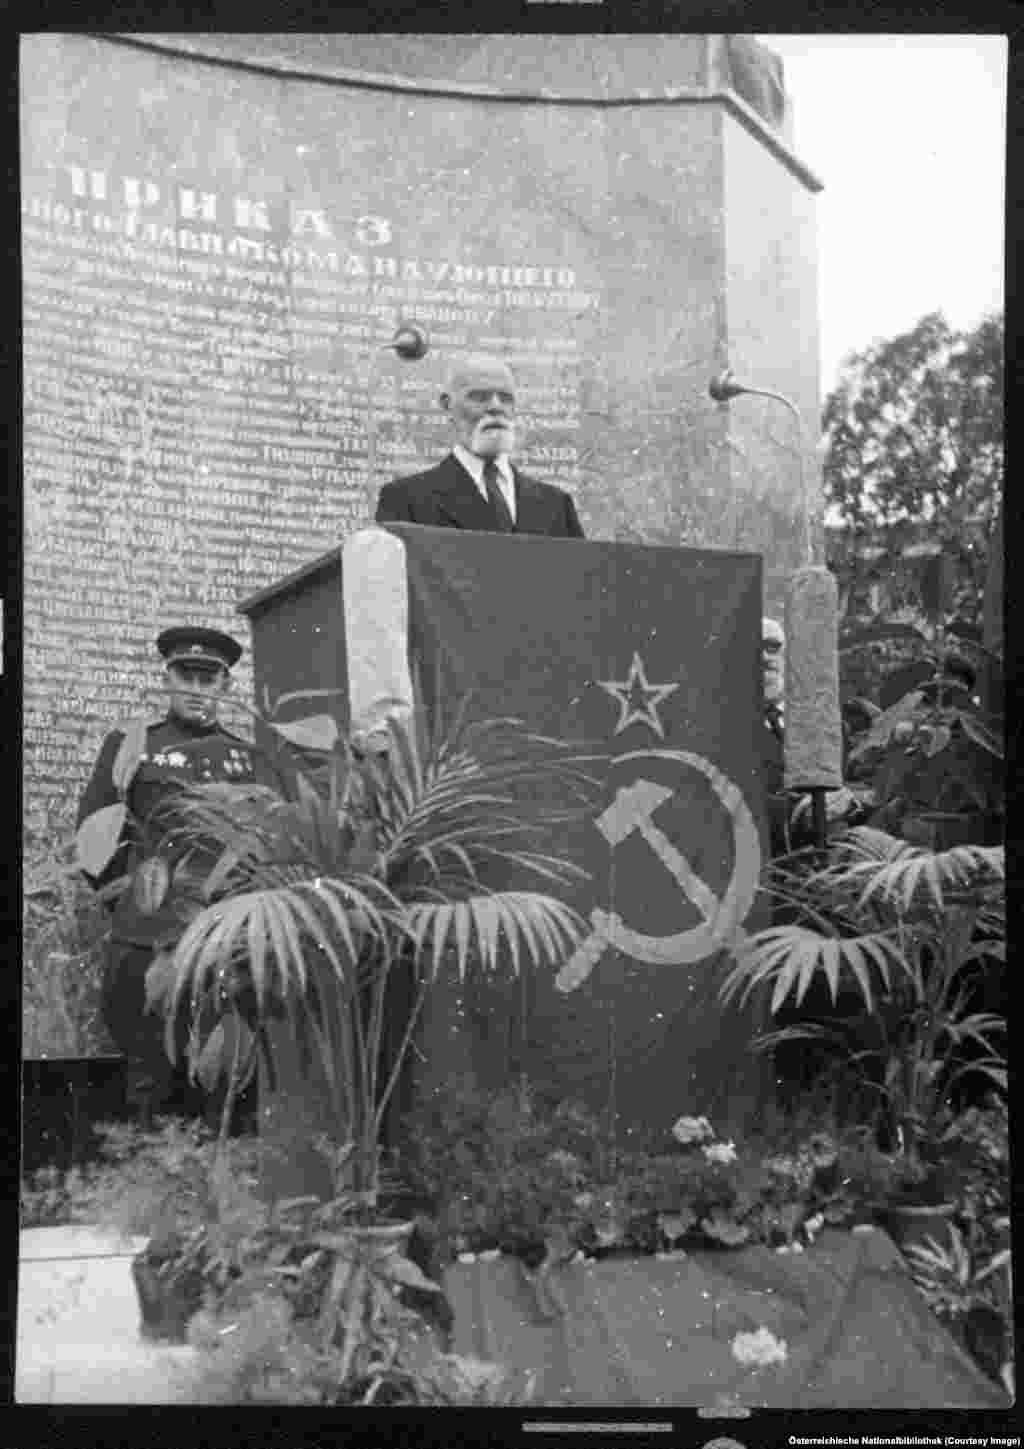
[719,827,1005,1188]
[144,700,601,1210]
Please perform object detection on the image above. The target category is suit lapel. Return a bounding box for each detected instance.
[434,454,501,531]
[511,469,548,534]
[430,455,549,533]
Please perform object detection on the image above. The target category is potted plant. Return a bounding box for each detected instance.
[139,699,599,1382]
[719,826,1005,1251]
[55,1117,268,1342]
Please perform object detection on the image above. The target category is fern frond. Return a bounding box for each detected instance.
[720,925,904,1015]
[402,892,583,984]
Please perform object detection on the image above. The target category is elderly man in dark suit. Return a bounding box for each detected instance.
[375,353,585,537]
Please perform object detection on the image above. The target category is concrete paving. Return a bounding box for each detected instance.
[16,1227,201,1404]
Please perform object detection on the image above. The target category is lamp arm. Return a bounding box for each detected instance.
[717,378,812,564]
[732,385,802,432]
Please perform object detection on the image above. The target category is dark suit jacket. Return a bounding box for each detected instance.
[375,453,584,538]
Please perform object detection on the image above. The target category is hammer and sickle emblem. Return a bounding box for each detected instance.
[556,749,761,992]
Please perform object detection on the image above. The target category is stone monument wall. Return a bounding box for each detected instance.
[21,33,822,1055]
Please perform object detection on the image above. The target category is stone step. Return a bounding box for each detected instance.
[17,1227,200,1404]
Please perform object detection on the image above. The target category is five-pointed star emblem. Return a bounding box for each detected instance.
[597,652,679,738]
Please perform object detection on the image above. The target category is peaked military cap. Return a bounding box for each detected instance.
[156,625,243,672]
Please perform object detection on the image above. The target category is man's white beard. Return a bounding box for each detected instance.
[764,666,784,704]
[473,422,514,455]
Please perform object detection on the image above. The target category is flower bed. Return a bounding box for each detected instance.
[20,1086,1012,1403]
[394,1078,1013,1397]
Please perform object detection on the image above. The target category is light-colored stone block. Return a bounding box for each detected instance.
[16,1228,200,1404]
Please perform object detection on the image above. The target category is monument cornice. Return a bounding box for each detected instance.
[93,32,823,193]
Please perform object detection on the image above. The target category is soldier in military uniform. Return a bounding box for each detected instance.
[77,625,283,1116]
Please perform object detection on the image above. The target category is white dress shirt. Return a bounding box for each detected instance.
[453,444,517,523]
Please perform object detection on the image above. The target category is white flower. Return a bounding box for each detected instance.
[731,1326,789,1366]
[804,1212,825,1240]
[672,1115,714,1145]
[702,1139,738,1165]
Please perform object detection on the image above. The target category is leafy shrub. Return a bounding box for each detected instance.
[939,1098,1011,1257]
[906,1221,1013,1396]
[23,823,115,1057]
[57,1117,265,1252]
[839,626,1002,848]
[398,1076,612,1255]
[20,1164,87,1228]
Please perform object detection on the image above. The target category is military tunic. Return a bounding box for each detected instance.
[77,713,282,1073]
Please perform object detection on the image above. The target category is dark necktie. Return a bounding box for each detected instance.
[482,458,514,532]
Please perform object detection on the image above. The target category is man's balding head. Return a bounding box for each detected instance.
[442,353,515,401]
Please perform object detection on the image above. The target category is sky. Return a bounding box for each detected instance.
[758,35,1007,399]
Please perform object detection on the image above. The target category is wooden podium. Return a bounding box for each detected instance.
[239,525,772,1198]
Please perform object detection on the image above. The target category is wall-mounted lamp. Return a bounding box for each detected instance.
[388,323,429,362]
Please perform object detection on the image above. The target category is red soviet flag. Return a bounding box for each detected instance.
[343,524,771,1143]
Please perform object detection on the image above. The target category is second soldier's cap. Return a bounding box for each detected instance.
[156,626,243,673]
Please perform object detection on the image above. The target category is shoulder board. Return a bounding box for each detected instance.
[111,717,156,794]
[108,717,163,739]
